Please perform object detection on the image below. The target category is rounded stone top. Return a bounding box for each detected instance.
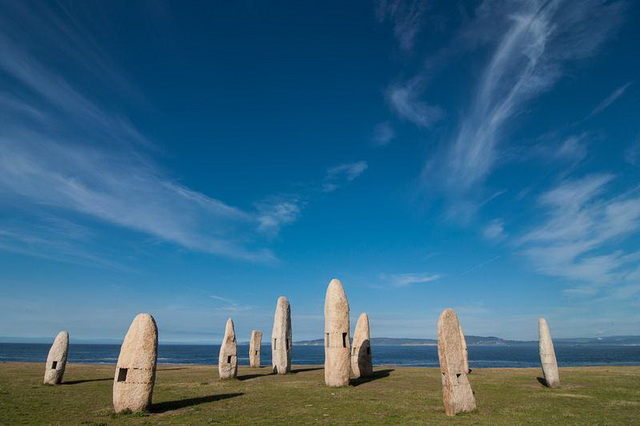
[326,278,346,298]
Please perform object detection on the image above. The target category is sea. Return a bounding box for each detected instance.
[1,343,639,368]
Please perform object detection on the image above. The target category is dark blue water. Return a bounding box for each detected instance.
[1,343,638,368]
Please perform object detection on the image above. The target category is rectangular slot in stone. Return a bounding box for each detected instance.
[117,368,128,382]
[227,355,231,364]
[286,338,289,348]
[342,332,347,348]
[51,361,57,369]
[326,333,329,347]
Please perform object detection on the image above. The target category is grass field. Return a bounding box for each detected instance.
[0,363,639,424]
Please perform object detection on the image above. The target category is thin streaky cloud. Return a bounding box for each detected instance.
[588,82,633,118]
[322,161,368,193]
[420,0,624,216]
[376,0,428,51]
[380,272,443,287]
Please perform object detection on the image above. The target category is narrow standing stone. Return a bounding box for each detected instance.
[271,296,292,374]
[351,313,372,379]
[43,331,69,385]
[113,313,158,413]
[324,278,350,387]
[218,318,238,380]
[539,317,560,388]
[437,308,476,416]
[249,330,263,368]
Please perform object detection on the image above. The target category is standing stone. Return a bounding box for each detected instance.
[218,318,238,380]
[43,331,69,385]
[437,308,476,416]
[459,323,470,374]
[113,313,158,413]
[249,330,263,368]
[351,313,372,379]
[271,296,292,374]
[539,317,560,388]
[324,278,350,387]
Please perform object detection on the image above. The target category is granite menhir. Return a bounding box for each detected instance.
[218,318,238,380]
[271,297,292,374]
[324,278,350,387]
[43,330,69,385]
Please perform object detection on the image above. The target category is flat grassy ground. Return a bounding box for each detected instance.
[0,364,639,425]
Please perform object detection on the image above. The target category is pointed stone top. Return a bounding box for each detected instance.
[276,296,290,306]
[225,318,235,330]
[357,312,369,322]
[55,330,69,340]
[326,278,347,301]
[539,317,548,326]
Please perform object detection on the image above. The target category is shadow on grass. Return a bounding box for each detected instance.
[291,367,323,374]
[63,378,112,385]
[237,373,272,381]
[536,376,549,387]
[153,393,243,413]
[351,369,394,387]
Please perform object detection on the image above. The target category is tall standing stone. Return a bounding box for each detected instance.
[324,278,350,387]
[459,323,470,374]
[271,296,292,374]
[249,330,263,368]
[351,312,372,379]
[437,308,476,416]
[113,313,158,413]
[218,318,238,380]
[539,317,560,388]
[43,331,69,385]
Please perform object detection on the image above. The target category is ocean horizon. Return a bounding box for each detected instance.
[2,342,639,369]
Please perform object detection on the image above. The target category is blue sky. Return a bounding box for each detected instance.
[1,0,639,343]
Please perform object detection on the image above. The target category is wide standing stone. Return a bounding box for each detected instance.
[43,331,69,385]
[351,313,372,379]
[113,313,158,413]
[539,317,560,388]
[271,296,292,374]
[324,278,350,387]
[218,318,238,379]
[249,330,263,368]
[437,308,476,416]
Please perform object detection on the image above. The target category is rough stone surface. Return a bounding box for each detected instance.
[113,313,158,413]
[43,331,69,385]
[539,317,560,388]
[351,313,372,379]
[437,308,476,416]
[324,278,350,387]
[459,323,470,374]
[271,297,292,374]
[249,330,263,368]
[218,318,238,380]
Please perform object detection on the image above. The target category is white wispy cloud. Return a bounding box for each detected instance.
[588,82,633,118]
[322,161,368,193]
[482,219,506,241]
[519,174,640,288]
[421,0,624,213]
[256,196,303,236]
[373,121,396,146]
[380,272,442,287]
[375,0,428,51]
[387,80,444,128]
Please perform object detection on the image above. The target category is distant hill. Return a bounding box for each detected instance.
[294,335,640,346]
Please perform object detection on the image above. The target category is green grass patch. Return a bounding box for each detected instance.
[0,363,638,424]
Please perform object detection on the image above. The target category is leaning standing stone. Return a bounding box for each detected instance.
[249,330,263,368]
[437,308,476,416]
[43,331,69,385]
[351,313,372,378]
[324,278,350,387]
[539,317,560,388]
[218,318,238,379]
[271,296,292,374]
[113,313,158,413]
